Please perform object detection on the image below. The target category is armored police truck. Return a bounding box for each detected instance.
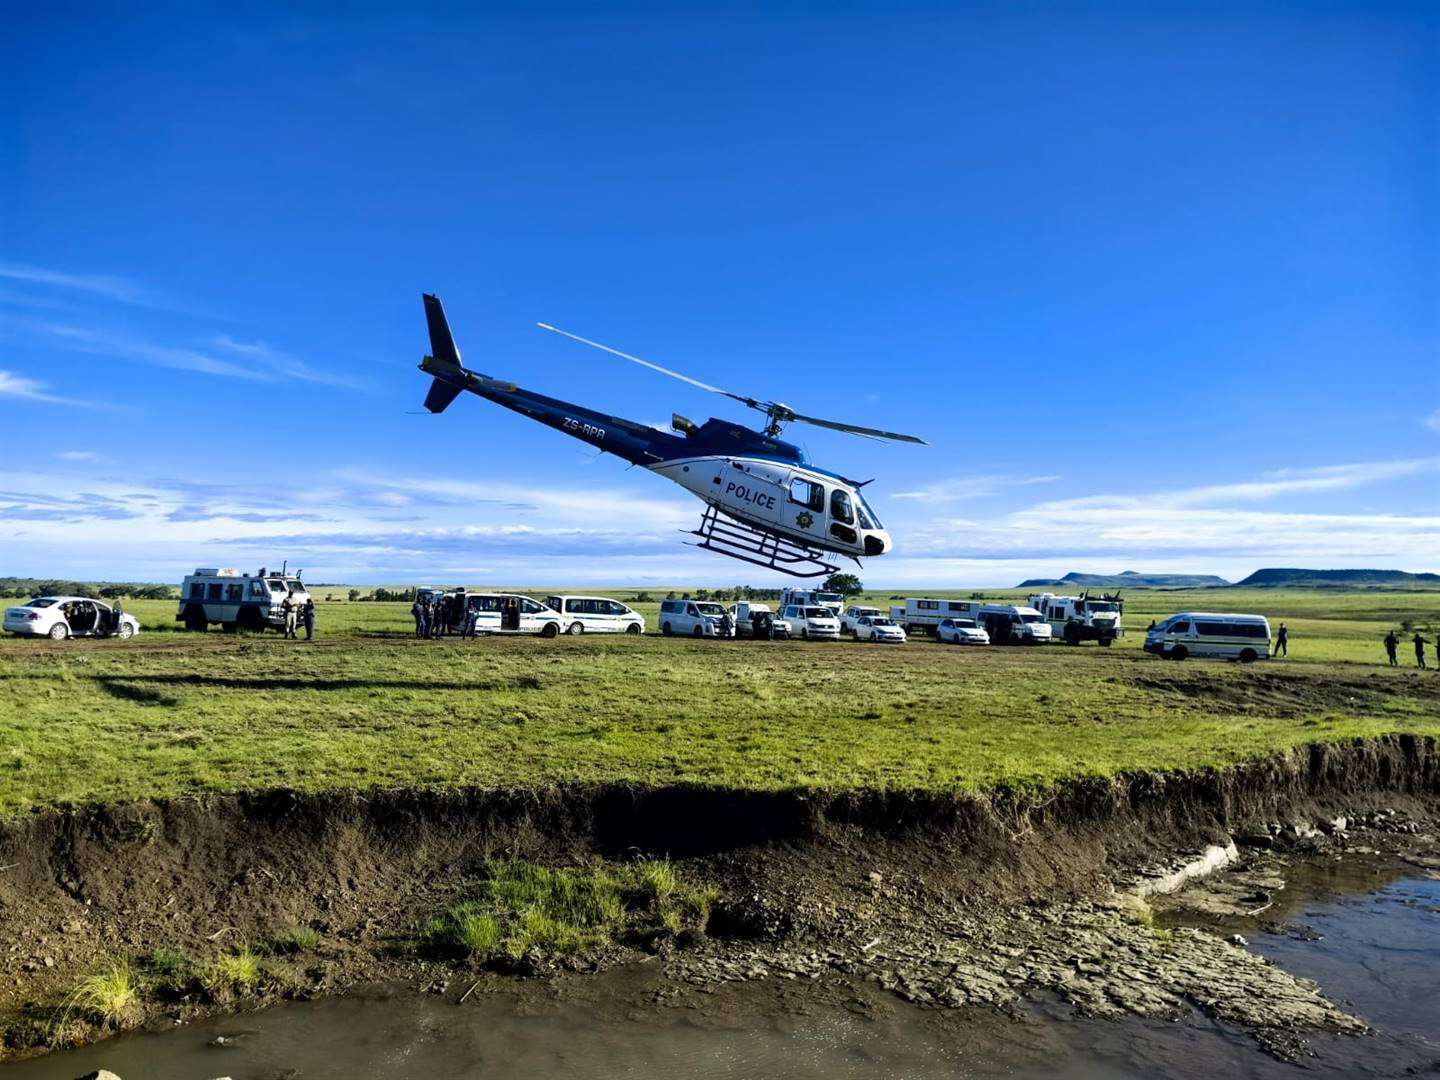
[1027,592,1123,646]
[176,567,309,632]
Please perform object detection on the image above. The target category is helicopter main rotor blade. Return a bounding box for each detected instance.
[537,323,756,408]
[787,411,928,444]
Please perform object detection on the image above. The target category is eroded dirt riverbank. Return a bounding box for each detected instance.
[1,734,1436,1063]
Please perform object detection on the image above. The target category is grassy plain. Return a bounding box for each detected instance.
[0,588,1436,817]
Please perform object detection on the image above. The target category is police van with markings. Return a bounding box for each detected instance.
[176,567,309,632]
[1144,612,1271,662]
[544,595,645,635]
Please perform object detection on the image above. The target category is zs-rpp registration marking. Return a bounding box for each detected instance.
[563,417,606,440]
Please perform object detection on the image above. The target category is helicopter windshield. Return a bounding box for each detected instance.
[856,493,884,530]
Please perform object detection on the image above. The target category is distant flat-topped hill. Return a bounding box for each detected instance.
[1015,570,1232,589]
[1235,568,1440,588]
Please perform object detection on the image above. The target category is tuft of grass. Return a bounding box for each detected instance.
[421,857,718,966]
[422,904,501,959]
[634,858,676,906]
[69,965,139,1026]
[140,946,188,979]
[203,947,261,993]
[264,927,322,954]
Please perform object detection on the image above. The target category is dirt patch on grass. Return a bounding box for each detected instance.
[0,735,1436,1060]
[1131,668,1439,718]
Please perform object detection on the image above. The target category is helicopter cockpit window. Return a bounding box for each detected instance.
[789,478,824,512]
[830,490,854,525]
[856,493,883,530]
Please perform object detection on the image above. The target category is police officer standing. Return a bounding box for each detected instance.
[282,593,298,639]
[1384,630,1399,666]
[418,597,431,639]
[1274,623,1288,658]
[303,597,316,641]
[1416,632,1431,669]
[412,594,425,638]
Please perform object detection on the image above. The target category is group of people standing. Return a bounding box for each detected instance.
[412,592,481,639]
[1385,630,1432,668]
[279,594,316,640]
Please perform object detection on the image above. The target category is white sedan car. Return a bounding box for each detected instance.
[937,617,990,646]
[3,596,141,640]
[854,615,907,644]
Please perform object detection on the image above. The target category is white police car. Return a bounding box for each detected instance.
[4,596,141,640]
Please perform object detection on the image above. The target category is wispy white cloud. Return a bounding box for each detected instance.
[1034,458,1440,513]
[54,450,99,461]
[1425,409,1440,434]
[211,335,372,390]
[893,473,1061,501]
[10,319,364,389]
[0,370,98,407]
[0,262,148,304]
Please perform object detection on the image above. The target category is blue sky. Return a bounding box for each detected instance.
[1,4,1436,586]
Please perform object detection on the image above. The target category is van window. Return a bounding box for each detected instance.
[190,583,205,600]
[789,478,824,512]
[521,598,544,613]
[1171,621,1191,634]
[830,489,854,525]
[250,580,268,599]
[226,584,243,601]
[546,596,563,611]
[918,600,939,610]
[207,583,222,600]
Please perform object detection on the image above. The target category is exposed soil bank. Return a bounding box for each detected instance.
[2,733,1437,1061]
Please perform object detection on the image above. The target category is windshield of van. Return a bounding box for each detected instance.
[1088,602,1118,612]
[694,602,726,615]
[803,607,831,618]
[25,598,57,608]
[1019,613,1042,623]
[268,580,287,593]
[815,593,841,604]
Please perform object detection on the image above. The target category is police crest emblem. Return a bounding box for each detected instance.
[795,511,814,528]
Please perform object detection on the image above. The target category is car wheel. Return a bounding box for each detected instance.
[1098,637,1113,647]
[626,623,642,635]
[801,628,809,640]
[1170,645,1188,661]
[1239,648,1257,664]
[541,622,559,638]
[661,622,672,636]
[692,625,703,638]
[48,622,70,640]
[118,623,135,640]
[566,622,584,635]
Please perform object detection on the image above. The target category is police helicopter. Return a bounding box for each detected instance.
[416,294,925,578]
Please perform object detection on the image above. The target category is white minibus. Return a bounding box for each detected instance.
[1144,612,1271,662]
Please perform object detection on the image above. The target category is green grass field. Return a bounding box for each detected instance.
[0,588,1436,817]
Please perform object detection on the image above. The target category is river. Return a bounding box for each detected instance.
[5,868,1436,1079]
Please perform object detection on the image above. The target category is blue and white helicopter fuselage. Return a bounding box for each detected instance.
[417,294,906,577]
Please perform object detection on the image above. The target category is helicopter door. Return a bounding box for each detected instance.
[784,475,828,542]
[718,461,784,529]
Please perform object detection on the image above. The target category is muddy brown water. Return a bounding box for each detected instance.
[5,872,1437,1080]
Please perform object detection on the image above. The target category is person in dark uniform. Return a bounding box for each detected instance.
[418,597,431,639]
[303,598,316,641]
[719,610,734,639]
[1384,630,1399,666]
[1416,633,1431,669]
[1274,623,1288,658]
[412,595,425,638]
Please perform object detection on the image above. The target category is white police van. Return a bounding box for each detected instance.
[1144,612,1271,662]
[659,599,734,638]
[176,567,309,632]
[461,593,565,636]
[544,595,645,635]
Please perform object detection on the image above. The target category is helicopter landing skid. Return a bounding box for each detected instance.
[687,504,842,579]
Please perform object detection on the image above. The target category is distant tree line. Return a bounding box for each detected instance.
[0,577,176,600]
